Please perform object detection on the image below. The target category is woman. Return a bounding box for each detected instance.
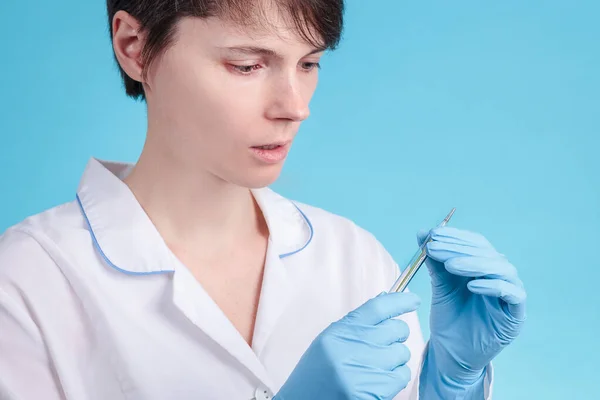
[0,0,526,399]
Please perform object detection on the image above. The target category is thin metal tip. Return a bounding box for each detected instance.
[445,207,456,223]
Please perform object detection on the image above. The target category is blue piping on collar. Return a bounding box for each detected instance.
[76,194,174,276]
[279,203,314,259]
[75,195,314,274]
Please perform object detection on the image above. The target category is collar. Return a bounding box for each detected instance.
[75,158,313,275]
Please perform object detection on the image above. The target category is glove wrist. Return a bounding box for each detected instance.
[429,337,486,384]
[420,340,487,399]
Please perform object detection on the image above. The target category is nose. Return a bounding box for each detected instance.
[265,75,311,122]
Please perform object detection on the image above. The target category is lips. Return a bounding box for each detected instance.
[253,144,281,150]
[249,141,291,163]
[251,141,289,149]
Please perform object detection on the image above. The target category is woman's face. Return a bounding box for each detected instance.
[143,9,324,188]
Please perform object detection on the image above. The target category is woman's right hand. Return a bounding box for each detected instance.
[274,291,421,400]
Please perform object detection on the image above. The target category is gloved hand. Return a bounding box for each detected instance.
[418,226,527,398]
[274,291,421,400]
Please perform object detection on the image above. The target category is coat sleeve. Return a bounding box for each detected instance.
[0,230,65,400]
[0,289,65,400]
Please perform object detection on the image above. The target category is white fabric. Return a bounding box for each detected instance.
[0,158,492,399]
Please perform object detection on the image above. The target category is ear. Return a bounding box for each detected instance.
[111,10,145,83]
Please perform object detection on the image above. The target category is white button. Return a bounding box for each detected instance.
[254,387,273,400]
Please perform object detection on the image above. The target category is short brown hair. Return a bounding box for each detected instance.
[106,0,345,101]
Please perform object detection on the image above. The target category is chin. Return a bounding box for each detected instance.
[230,163,284,189]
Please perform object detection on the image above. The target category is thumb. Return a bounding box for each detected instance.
[343,292,422,326]
[416,229,449,285]
[417,229,430,247]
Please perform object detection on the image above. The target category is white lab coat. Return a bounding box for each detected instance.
[0,158,492,399]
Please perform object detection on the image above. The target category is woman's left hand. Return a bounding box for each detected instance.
[420,226,527,386]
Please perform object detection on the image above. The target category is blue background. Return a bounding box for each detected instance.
[1,0,598,398]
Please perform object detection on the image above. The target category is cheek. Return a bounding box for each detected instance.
[200,81,264,147]
[185,70,267,146]
[153,59,262,144]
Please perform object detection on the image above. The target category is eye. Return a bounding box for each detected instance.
[230,64,262,75]
[300,62,321,72]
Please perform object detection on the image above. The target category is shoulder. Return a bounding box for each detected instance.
[290,198,400,292]
[0,201,85,291]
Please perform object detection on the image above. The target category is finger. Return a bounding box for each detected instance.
[416,230,456,288]
[366,364,412,397]
[377,341,411,371]
[372,318,410,345]
[417,229,431,247]
[444,256,522,286]
[344,292,421,326]
[467,279,526,304]
[390,364,412,391]
[431,227,496,250]
[426,240,500,262]
[467,279,527,319]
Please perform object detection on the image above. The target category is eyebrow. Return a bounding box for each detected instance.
[219,45,327,59]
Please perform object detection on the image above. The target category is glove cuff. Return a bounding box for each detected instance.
[419,341,487,400]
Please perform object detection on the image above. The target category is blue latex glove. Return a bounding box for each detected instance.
[418,226,527,398]
[275,291,421,400]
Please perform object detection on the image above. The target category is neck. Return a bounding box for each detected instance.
[123,142,266,259]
